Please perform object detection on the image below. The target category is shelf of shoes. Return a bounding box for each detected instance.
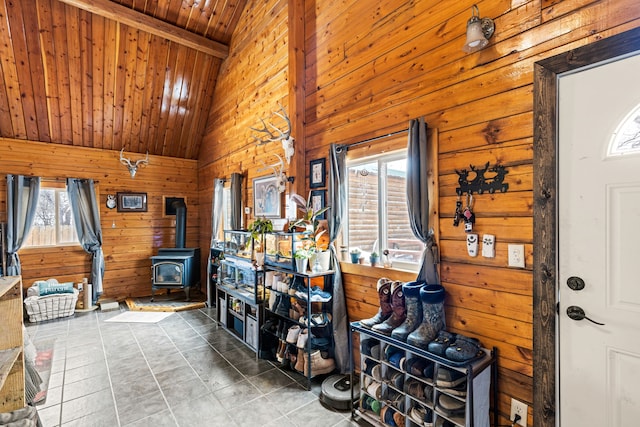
[261,265,336,389]
[351,322,496,427]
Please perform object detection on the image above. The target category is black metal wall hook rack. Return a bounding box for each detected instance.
[455,161,509,195]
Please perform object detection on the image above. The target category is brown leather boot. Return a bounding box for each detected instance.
[360,278,393,329]
[372,281,406,335]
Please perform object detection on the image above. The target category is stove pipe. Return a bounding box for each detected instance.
[172,200,187,248]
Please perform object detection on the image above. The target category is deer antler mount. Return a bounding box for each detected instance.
[119,148,149,178]
[250,105,295,165]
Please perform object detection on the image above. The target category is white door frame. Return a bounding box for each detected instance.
[533,27,640,427]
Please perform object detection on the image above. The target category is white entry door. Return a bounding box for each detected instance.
[558,53,640,426]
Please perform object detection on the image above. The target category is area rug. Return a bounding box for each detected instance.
[105,311,174,323]
[125,293,206,313]
[33,339,55,406]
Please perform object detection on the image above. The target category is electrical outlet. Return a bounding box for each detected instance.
[508,244,525,268]
[510,398,528,426]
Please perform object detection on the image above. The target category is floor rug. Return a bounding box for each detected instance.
[33,339,55,406]
[125,293,206,313]
[105,311,174,323]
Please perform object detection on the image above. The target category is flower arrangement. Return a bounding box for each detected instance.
[289,192,330,252]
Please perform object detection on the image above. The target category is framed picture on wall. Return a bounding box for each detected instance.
[253,175,281,218]
[116,192,147,212]
[310,190,326,219]
[309,158,326,188]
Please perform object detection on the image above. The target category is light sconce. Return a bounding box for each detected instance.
[462,4,495,53]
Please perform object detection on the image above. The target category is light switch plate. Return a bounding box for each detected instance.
[508,244,525,268]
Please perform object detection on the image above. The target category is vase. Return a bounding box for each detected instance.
[350,253,360,263]
[255,252,265,266]
[295,258,308,273]
[311,251,331,272]
[370,256,379,266]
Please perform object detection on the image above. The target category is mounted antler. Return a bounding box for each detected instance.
[257,153,288,193]
[119,148,149,178]
[250,105,295,165]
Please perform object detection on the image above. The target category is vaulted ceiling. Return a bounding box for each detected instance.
[0,0,248,159]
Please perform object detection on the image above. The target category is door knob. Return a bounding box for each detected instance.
[566,305,605,325]
[567,276,585,291]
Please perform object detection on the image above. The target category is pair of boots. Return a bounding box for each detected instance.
[361,278,446,348]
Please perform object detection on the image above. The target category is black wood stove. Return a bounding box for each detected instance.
[151,200,200,301]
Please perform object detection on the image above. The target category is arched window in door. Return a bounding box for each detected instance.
[609,102,640,156]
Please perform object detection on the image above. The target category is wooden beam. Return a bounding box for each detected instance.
[57,0,229,59]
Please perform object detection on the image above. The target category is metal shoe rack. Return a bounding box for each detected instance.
[262,264,336,390]
[350,321,498,427]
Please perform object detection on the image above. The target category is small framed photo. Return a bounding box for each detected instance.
[309,158,326,188]
[310,190,326,219]
[116,192,147,212]
[253,175,281,218]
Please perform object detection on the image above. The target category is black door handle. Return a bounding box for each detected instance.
[567,305,605,326]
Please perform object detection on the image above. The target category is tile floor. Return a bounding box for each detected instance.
[25,306,366,427]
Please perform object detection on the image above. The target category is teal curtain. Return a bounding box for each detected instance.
[328,144,349,373]
[6,175,40,276]
[66,178,105,304]
[406,117,439,284]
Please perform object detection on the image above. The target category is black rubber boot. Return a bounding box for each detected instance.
[391,281,425,341]
[407,284,446,349]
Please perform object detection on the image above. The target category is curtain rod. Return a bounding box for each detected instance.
[337,128,409,152]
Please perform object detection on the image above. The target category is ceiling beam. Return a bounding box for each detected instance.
[57,0,229,59]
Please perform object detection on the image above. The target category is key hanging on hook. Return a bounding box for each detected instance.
[453,194,463,227]
[463,193,475,232]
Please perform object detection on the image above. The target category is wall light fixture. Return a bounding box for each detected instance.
[462,4,495,53]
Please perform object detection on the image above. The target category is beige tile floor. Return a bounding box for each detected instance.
[25,306,365,427]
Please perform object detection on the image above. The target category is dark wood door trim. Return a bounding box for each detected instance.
[533,27,640,427]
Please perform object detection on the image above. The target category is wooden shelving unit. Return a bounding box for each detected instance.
[0,276,25,412]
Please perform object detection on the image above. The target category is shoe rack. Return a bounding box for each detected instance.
[215,231,265,354]
[261,265,336,389]
[351,322,497,427]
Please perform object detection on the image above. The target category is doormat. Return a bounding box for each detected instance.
[125,294,206,313]
[33,339,55,406]
[105,311,174,323]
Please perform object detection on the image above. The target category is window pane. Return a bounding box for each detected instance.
[57,191,77,244]
[348,162,379,255]
[385,159,424,263]
[27,189,56,246]
[24,187,78,247]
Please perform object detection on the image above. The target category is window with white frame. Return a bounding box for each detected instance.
[23,184,78,248]
[345,150,425,269]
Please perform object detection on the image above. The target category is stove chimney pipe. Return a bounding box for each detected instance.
[172,200,187,248]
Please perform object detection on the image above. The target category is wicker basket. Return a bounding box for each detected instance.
[24,289,79,322]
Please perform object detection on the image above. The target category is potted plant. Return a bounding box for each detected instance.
[350,247,361,264]
[289,192,331,271]
[248,217,273,265]
[369,251,380,266]
[293,247,312,273]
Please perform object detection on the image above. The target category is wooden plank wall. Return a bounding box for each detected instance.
[0,138,199,299]
[199,0,640,425]
[198,0,291,252]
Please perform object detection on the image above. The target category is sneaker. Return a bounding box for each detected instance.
[436,367,467,388]
[436,394,466,417]
[296,286,332,302]
[404,378,425,400]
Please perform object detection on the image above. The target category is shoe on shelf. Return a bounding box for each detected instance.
[435,367,467,388]
[444,334,484,362]
[304,350,335,377]
[286,325,301,344]
[426,330,456,356]
[295,286,332,302]
[436,394,466,417]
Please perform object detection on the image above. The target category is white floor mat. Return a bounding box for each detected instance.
[105,311,174,323]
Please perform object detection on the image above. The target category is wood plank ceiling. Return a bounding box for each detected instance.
[0,0,247,159]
